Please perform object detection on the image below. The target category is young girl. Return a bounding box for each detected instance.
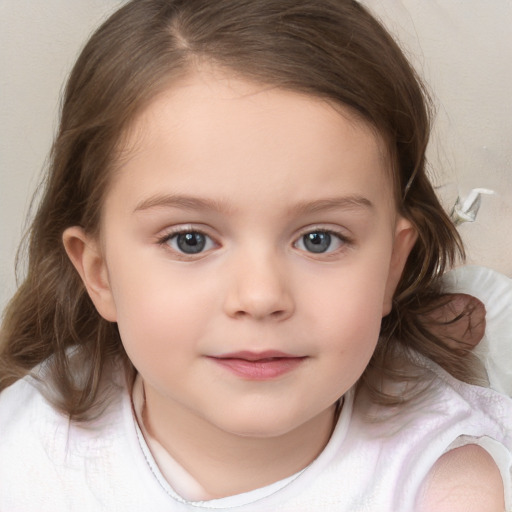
[0,1,511,510]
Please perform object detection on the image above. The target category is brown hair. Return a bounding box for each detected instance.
[0,0,471,418]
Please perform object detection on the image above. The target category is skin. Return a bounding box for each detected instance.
[416,445,505,511]
[63,69,503,506]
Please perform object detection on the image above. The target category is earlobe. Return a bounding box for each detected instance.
[62,226,117,322]
[382,217,418,316]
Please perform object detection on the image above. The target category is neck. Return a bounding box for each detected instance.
[142,385,338,499]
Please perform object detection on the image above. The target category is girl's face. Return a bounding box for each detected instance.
[67,69,416,439]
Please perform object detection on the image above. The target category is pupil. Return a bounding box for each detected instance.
[177,233,206,254]
[304,232,331,253]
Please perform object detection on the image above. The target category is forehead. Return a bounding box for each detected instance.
[109,69,394,217]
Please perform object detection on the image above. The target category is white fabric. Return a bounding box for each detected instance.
[0,266,511,511]
[442,265,512,396]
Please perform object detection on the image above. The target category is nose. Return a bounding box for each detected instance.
[223,250,295,321]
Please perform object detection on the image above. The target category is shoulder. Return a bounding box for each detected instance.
[349,360,512,509]
[416,444,505,512]
[358,353,512,433]
[0,373,145,508]
[0,376,47,430]
[0,377,66,504]
[0,376,68,462]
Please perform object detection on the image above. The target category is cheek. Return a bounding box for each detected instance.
[300,256,390,360]
[304,257,390,323]
[106,251,216,364]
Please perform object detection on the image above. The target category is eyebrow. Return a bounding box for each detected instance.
[288,196,374,216]
[133,193,373,216]
[134,194,234,215]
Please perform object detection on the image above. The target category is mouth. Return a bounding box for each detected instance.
[207,351,307,380]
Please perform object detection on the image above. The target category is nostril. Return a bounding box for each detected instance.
[232,308,286,320]
[222,264,295,320]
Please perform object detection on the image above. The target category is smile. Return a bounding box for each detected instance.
[208,351,307,380]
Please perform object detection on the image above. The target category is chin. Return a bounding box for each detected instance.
[214,410,311,439]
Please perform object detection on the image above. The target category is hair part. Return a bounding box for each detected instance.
[1,0,469,418]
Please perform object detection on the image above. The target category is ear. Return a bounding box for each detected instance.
[62,226,117,322]
[382,217,417,316]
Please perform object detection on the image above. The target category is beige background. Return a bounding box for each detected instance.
[1,1,511,311]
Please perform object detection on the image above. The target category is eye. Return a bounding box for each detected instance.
[164,231,216,255]
[295,230,346,254]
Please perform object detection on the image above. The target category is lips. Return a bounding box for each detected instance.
[208,351,306,380]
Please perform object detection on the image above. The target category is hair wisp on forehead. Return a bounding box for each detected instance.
[0,0,467,418]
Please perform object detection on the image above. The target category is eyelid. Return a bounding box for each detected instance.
[293,225,353,255]
[157,224,220,257]
[294,224,352,241]
[158,223,210,239]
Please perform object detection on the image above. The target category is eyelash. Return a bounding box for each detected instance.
[157,226,353,258]
[157,226,218,258]
[293,227,353,256]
